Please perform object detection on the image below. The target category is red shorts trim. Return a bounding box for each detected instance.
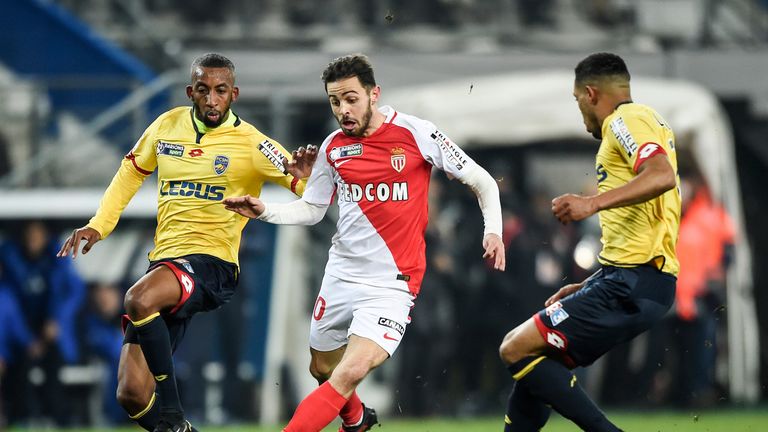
[532,313,577,369]
[150,262,195,315]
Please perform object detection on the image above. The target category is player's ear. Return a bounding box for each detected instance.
[370,85,381,105]
[232,86,240,103]
[186,85,193,100]
[586,85,599,104]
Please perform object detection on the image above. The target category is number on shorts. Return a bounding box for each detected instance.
[313,296,326,321]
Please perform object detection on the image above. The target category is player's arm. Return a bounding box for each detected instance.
[552,153,676,224]
[58,130,157,258]
[459,165,505,271]
[223,195,328,225]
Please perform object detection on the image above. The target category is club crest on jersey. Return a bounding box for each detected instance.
[390,147,406,172]
[213,155,229,175]
[329,143,363,161]
[258,139,287,174]
[156,141,185,157]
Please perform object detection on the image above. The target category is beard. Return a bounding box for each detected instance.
[587,113,602,139]
[340,104,374,137]
[194,104,229,128]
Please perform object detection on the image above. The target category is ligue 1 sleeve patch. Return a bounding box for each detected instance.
[258,139,287,174]
[609,117,637,157]
[633,142,667,172]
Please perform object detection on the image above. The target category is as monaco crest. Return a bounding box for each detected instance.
[390,147,406,173]
[214,155,229,175]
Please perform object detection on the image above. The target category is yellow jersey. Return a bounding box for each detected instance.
[88,106,304,266]
[596,102,681,276]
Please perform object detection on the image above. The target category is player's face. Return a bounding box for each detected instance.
[574,83,601,140]
[326,76,379,137]
[186,66,239,128]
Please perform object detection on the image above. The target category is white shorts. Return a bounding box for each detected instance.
[309,274,415,356]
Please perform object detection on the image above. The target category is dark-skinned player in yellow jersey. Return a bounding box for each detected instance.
[498,53,680,431]
[57,53,318,432]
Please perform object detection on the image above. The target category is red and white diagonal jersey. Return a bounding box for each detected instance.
[303,106,477,295]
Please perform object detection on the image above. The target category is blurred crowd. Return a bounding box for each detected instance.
[0,221,125,428]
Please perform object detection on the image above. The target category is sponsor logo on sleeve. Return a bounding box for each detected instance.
[213,155,229,175]
[258,139,287,174]
[156,141,185,157]
[430,130,468,170]
[609,117,637,157]
[390,147,406,172]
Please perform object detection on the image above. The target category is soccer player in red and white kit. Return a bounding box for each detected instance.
[224,54,505,432]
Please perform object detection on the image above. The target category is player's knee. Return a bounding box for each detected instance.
[309,362,332,383]
[499,330,524,365]
[116,381,150,413]
[332,361,370,388]
[124,285,154,320]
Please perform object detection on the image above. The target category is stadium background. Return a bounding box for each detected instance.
[1,0,768,430]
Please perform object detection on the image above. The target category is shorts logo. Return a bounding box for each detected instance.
[180,274,194,294]
[378,317,405,336]
[545,301,570,326]
[329,143,363,162]
[546,330,567,350]
[156,141,185,157]
[383,332,400,342]
[390,147,406,172]
[214,155,229,175]
[173,258,194,274]
[258,140,287,174]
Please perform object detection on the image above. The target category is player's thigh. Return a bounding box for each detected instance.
[117,343,154,405]
[331,334,390,388]
[124,266,182,316]
[499,317,548,365]
[347,285,413,357]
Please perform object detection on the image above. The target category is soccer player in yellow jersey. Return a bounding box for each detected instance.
[498,53,680,431]
[57,53,317,432]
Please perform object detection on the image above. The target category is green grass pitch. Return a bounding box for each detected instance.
[29,409,768,431]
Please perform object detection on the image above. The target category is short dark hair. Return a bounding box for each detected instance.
[190,53,235,81]
[575,52,630,85]
[321,54,376,91]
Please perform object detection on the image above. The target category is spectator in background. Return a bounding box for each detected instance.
[0,220,86,426]
[0,277,43,428]
[82,282,126,424]
[671,171,734,407]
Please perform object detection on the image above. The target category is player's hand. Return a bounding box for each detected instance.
[284,144,318,179]
[545,283,582,307]
[482,233,506,271]
[223,194,265,219]
[551,193,598,224]
[57,226,101,259]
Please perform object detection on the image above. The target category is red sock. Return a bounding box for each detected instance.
[284,381,348,432]
[339,391,364,426]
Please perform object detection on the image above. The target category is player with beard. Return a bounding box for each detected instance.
[223,54,506,432]
[498,52,680,431]
[57,53,317,432]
